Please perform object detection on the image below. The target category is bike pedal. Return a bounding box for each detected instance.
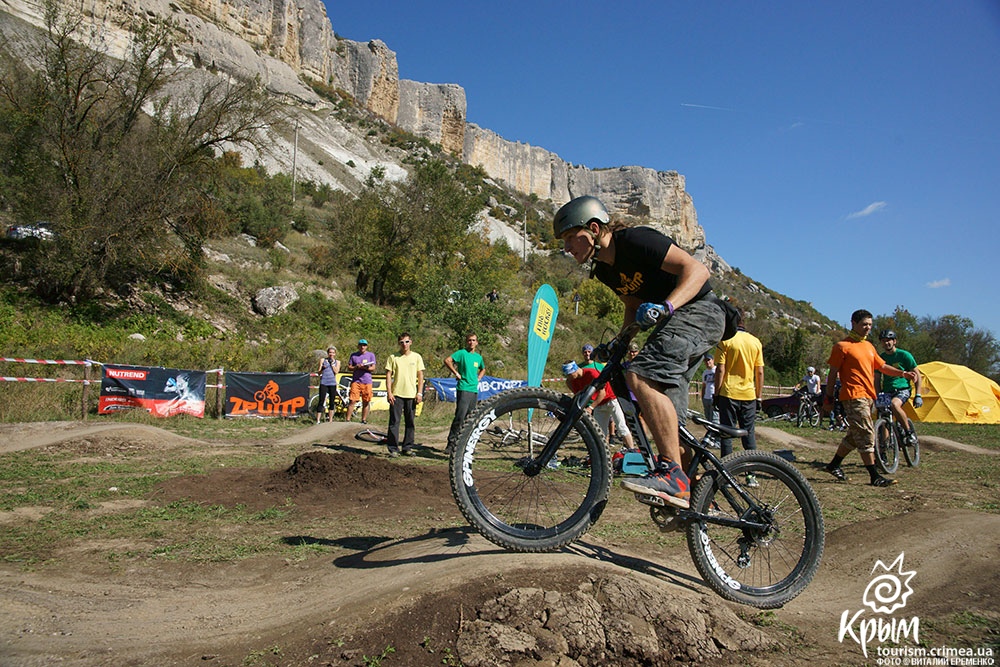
[634,492,665,507]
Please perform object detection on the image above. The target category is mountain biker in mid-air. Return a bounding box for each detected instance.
[554,195,727,509]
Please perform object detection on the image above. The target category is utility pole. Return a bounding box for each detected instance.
[291,119,299,204]
[522,210,527,263]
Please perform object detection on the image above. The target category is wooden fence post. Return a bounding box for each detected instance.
[216,368,224,419]
[82,363,89,420]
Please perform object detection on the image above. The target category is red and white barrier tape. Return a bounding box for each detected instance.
[0,357,93,365]
[0,376,92,384]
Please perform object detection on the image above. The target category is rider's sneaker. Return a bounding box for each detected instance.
[825,465,848,482]
[905,431,917,446]
[744,473,759,488]
[871,475,897,487]
[620,460,690,509]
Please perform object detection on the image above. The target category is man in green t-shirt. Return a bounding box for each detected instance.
[444,333,486,453]
[877,330,923,445]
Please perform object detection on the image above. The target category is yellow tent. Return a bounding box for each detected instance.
[903,361,1000,424]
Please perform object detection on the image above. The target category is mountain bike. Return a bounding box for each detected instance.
[449,320,825,609]
[874,393,920,471]
[309,380,350,422]
[795,388,822,428]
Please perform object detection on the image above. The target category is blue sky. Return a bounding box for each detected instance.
[326,1,1000,337]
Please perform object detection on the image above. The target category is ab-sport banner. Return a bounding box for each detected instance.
[99,365,206,418]
[426,375,528,403]
[225,372,309,418]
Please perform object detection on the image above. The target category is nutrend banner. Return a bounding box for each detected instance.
[225,372,309,418]
[99,365,207,418]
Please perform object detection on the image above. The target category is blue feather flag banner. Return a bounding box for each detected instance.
[527,284,559,388]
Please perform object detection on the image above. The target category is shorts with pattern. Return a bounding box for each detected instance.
[841,397,875,454]
[887,388,911,404]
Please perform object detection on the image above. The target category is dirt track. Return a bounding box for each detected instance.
[1,421,997,666]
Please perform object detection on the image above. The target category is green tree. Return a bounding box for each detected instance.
[330,160,483,305]
[575,279,624,322]
[874,307,1000,381]
[0,2,280,300]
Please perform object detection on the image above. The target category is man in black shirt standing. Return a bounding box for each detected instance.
[555,195,725,508]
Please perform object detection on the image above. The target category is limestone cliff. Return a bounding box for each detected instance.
[0,0,717,257]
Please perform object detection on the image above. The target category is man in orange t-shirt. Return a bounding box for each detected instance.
[822,309,917,487]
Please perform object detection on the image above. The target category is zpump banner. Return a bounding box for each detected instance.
[225,372,310,418]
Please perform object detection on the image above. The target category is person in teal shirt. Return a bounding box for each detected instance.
[877,330,923,445]
[444,333,486,453]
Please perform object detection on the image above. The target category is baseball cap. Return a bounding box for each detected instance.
[562,361,580,375]
[582,344,594,353]
[358,339,368,345]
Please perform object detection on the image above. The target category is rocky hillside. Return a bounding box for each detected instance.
[0,0,838,337]
[1,0,708,251]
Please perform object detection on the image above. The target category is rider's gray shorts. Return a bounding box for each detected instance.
[627,298,725,424]
[888,389,911,403]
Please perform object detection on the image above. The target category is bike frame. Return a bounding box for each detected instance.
[522,323,768,531]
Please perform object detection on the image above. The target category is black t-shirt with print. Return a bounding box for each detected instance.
[593,226,712,303]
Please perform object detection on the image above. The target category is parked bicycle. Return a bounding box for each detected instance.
[449,321,825,609]
[795,388,822,428]
[309,380,350,422]
[873,392,920,473]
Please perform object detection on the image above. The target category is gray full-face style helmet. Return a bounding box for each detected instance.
[552,196,610,239]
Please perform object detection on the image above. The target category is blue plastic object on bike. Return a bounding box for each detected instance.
[620,452,649,475]
[636,302,666,328]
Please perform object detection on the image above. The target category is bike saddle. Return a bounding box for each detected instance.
[690,413,748,439]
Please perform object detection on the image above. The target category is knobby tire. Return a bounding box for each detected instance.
[874,418,900,474]
[686,450,825,609]
[449,387,612,552]
[355,428,388,443]
[900,418,920,467]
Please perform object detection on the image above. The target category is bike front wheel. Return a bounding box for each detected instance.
[900,418,920,467]
[686,450,825,609]
[795,402,807,428]
[874,418,900,474]
[450,387,611,552]
[807,403,821,427]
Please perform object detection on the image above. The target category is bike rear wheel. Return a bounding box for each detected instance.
[355,428,388,443]
[686,450,825,609]
[900,418,920,467]
[450,387,611,552]
[874,418,900,474]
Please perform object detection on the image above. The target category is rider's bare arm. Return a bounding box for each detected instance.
[659,245,711,310]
